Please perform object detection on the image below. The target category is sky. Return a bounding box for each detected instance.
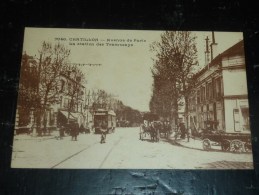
[23,28,243,112]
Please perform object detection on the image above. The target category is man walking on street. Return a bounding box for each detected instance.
[186,128,190,142]
[100,121,107,144]
[70,121,79,141]
[179,122,186,139]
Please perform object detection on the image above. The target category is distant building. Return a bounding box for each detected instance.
[187,40,250,134]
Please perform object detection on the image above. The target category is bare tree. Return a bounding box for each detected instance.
[62,65,85,123]
[36,42,70,135]
[91,89,115,110]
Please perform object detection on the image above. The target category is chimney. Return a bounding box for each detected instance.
[210,31,218,60]
[205,36,210,65]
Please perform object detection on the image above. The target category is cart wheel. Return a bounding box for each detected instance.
[244,142,252,152]
[221,139,230,151]
[230,139,245,153]
[203,138,211,151]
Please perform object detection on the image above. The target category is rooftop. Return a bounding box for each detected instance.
[194,40,244,79]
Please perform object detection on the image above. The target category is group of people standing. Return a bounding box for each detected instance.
[175,122,190,142]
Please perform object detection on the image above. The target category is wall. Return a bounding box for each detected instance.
[222,55,247,96]
[224,99,250,133]
[222,69,248,96]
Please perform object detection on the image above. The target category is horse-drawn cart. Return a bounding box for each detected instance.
[139,113,160,142]
[139,121,159,142]
[202,132,252,153]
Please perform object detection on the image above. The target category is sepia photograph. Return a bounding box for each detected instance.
[11,28,253,169]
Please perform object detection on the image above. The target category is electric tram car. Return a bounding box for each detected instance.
[93,109,116,134]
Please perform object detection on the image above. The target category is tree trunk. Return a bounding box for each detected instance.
[184,95,189,129]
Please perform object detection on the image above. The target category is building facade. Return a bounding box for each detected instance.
[54,72,86,128]
[15,55,88,134]
[187,40,250,134]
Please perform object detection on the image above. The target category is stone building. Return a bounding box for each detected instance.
[187,39,250,134]
[54,71,86,128]
[15,55,87,134]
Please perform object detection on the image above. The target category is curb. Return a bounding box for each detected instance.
[14,135,58,141]
[166,136,204,150]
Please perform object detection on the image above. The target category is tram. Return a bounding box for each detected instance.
[93,109,116,134]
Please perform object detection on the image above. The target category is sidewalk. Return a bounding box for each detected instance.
[11,132,100,168]
[167,135,222,151]
[174,137,204,150]
[13,131,60,141]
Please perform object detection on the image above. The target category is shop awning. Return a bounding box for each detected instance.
[108,110,116,116]
[59,110,82,119]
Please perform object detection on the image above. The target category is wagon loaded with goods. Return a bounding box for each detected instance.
[201,131,252,153]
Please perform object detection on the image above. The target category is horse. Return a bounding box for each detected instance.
[139,123,150,141]
[139,121,160,142]
[150,122,159,142]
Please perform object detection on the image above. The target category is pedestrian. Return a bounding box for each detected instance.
[179,122,186,139]
[74,122,79,141]
[100,129,106,143]
[111,122,115,133]
[59,125,65,139]
[186,128,191,142]
[70,121,79,141]
[100,121,107,144]
[79,124,85,134]
[70,122,74,141]
[165,121,171,138]
[174,125,179,140]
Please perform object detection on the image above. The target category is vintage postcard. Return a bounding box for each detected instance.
[11,28,253,169]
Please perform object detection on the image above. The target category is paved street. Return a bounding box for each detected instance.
[11,127,253,169]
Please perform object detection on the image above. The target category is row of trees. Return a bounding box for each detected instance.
[18,41,142,135]
[86,89,142,126]
[149,31,199,126]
